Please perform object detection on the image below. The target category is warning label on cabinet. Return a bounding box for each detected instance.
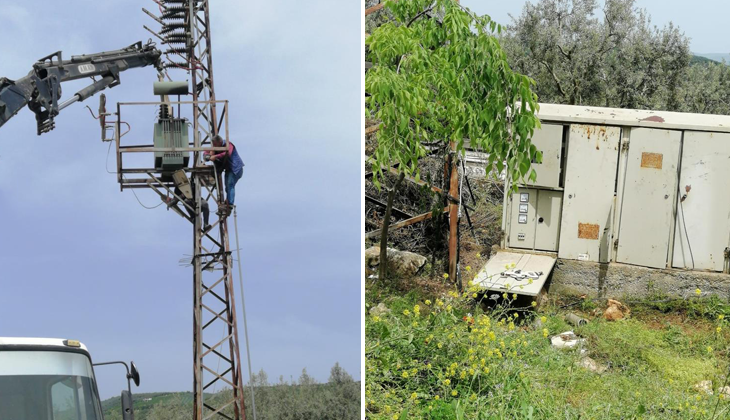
[640,152,663,169]
[578,223,599,240]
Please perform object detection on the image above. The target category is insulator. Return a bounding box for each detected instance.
[162,0,198,4]
[162,6,187,13]
[164,61,191,69]
[161,24,187,34]
[159,104,170,119]
[163,35,188,44]
[165,48,188,55]
[161,11,186,20]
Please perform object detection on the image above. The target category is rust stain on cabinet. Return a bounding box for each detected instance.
[641,152,663,169]
[578,223,600,240]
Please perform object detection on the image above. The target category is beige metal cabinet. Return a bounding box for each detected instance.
[673,131,730,271]
[508,188,563,252]
[558,125,621,262]
[616,128,681,269]
[526,124,564,189]
[508,188,537,249]
[535,190,563,252]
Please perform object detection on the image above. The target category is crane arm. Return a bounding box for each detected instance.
[0,40,161,135]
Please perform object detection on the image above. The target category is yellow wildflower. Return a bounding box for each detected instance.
[476,253,481,258]
[403,309,411,316]
[531,301,537,307]
[410,392,417,400]
[425,299,431,305]
[466,265,472,272]
[372,315,381,322]
[472,293,478,298]
[402,371,409,378]
[513,293,518,299]
[443,379,451,385]
[707,346,713,353]
[717,326,722,333]
[542,328,549,338]
[443,273,449,279]
[719,314,725,320]
[540,316,547,323]
[451,390,458,396]
[695,288,701,296]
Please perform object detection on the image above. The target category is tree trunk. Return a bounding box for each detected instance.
[379,172,406,280]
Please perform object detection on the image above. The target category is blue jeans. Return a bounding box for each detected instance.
[225,168,243,205]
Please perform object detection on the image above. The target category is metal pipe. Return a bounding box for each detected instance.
[565,313,588,327]
[58,96,80,111]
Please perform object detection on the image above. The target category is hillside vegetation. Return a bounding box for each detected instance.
[365,282,730,419]
[102,364,360,420]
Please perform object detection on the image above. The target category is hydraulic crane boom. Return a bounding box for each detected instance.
[0,40,161,135]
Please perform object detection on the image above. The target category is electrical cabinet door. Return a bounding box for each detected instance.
[558,125,621,262]
[616,128,681,269]
[526,124,563,189]
[673,131,730,271]
[535,190,563,252]
[508,188,536,250]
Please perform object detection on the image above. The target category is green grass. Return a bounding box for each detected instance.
[365,282,730,419]
[101,392,199,419]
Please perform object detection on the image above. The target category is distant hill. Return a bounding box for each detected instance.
[693,53,729,64]
[690,54,718,65]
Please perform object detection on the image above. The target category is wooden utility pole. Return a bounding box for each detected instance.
[448,141,459,289]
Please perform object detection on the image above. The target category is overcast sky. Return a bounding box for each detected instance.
[0,0,359,400]
[464,0,728,53]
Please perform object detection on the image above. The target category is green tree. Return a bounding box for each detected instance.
[328,362,354,384]
[366,0,540,280]
[502,0,691,110]
[678,61,730,115]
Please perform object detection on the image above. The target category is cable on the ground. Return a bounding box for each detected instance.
[233,206,257,420]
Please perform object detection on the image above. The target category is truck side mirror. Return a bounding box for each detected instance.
[129,361,140,387]
[121,390,134,420]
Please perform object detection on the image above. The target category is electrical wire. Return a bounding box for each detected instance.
[105,141,116,174]
[678,184,695,269]
[122,175,163,209]
[233,206,257,420]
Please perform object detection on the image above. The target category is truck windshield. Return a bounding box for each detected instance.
[0,350,103,420]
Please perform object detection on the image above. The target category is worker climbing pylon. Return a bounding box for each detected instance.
[205,134,244,217]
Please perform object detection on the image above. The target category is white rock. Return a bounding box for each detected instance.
[579,356,607,374]
[550,331,585,349]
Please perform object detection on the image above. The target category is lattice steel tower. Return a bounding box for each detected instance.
[143,1,248,418]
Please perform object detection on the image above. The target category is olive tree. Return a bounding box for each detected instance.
[366,0,541,280]
[502,0,691,110]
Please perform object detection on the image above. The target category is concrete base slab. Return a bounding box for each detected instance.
[549,258,730,299]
